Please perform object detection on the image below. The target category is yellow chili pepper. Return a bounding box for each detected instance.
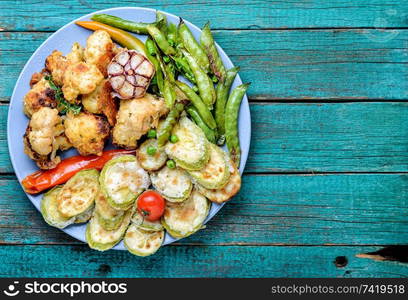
[75,21,146,55]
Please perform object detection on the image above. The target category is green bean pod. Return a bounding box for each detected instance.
[186,106,217,143]
[225,83,250,167]
[176,80,216,130]
[181,49,216,108]
[146,24,176,56]
[215,66,240,137]
[91,14,154,34]
[157,103,185,147]
[178,19,210,73]
[200,22,226,82]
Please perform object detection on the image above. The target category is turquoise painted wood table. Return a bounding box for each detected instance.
[0,0,407,277]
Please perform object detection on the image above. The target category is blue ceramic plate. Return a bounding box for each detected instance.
[7,7,251,249]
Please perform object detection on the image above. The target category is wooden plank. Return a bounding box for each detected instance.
[1,173,408,245]
[1,0,408,31]
[0,245,406,277]
[2,102,408,173]
[1,30,407,101]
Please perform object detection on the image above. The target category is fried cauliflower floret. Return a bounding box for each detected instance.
[64,112,110,156]
[45,43,84,86]
[23,77,57,117]
[23,107,69,169]
[84,30,115,76]
[112,94,168,149]
[62,62,104,103]
[82,79,117,126]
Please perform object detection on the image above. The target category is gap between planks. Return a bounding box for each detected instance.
[2,27,408,33]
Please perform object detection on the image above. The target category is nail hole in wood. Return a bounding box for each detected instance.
[334,256,348,268]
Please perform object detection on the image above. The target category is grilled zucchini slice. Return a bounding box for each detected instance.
[165,117,210,170]
[196,159,241,203]
[41,186,75,228]
[94,191,125,230]
[162,190,209,238]
[124,224,164,256]
[131,211,164,232]
[57,169,99,218]
[150,166,192,202]
[74,203,94,223]
[137,139,167,171]
[100,155,150,210]
[86,208,133,251]
[188,143,230,189]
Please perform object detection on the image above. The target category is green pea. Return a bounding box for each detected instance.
[170,135,179,143]
[167,159,176,169]
[147,129,157,138]
[147,146,157,156]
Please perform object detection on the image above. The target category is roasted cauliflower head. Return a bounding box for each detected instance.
[82,79,117,126]
[23,107,69,169]
[84,30,115,76]
[23,76,57,118]
[64,112,110,156]
[112,94,168,149]
[62,62,104,103]
[45,43,84,86]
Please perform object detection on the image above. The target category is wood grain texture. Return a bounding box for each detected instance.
[1,102,408,174]
[1,174,407,245]
[0,245,407,278]
[1,0,407,31]
[1,30,407,101]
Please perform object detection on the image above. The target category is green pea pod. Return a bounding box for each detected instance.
[173,56,196,83]
[163,79,176,108]
[167,23,178,46]
[200,22,226,82]
[187,106,217,144]
[145,39,164,93]
[176,80,216,130]
[215,66,240,137]
[156,11,168,35]
[157,103,185,147]
[91,14,154,34]
[225,83,250,167]
[147,24,176,56]
[181,48,216,109]
[178,19,210,73]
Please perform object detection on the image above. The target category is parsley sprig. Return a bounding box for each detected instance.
[44,75,81,115]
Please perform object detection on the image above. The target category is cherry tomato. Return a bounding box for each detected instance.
[137,190,165,221]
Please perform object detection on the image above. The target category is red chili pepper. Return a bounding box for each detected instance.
[22,149,134,194]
